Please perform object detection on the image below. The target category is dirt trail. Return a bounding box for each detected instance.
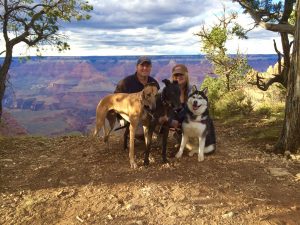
[1,120,300,225]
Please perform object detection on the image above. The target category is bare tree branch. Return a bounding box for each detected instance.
[234,0,295,34]
[248,72,284,91]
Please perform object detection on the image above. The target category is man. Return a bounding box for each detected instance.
[114,56,159,93]
[113,56,160,141]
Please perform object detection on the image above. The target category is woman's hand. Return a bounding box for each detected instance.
[158,116,181,128]
[171,120,180,129]
[158,115,168,124]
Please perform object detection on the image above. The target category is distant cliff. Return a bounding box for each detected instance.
[0,111,28,136]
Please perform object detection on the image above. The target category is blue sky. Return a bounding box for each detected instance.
[2,0,282,56]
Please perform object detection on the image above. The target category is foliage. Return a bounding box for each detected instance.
[0,0,93,121]
[201,76,223,115]
[255,103,273,118]
[214,89,254,118]
[0,0,93,55]
[288,8,296,25]
[195,6,250,93]
[232,0,295,90]
[198,6,252,118]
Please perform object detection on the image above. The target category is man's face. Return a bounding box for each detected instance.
[136,62,152,78]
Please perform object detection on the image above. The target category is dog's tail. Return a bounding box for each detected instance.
[204,144,216,154]
[93,126,99,137]
[93,99,103,137]
[93,116,102,136]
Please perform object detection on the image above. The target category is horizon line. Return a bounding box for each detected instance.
[0,53,278,59]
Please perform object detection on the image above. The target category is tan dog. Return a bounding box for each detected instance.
[94,83,158,169]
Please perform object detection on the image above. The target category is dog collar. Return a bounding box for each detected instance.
[197,117,208,124]
[191,115,207,124]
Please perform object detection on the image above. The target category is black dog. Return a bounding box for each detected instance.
[122,79,181,166]
[143,79,181,165]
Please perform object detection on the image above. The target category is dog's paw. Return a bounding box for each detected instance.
[161,162,171,169]
[130,161,138,169]
[198,155,204,162]
[104,135,109,143]
[143,159,150,167]
[175,152,183,159]
[162,158,169,164]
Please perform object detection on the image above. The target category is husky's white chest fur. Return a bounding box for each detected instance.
[182,115,207,137]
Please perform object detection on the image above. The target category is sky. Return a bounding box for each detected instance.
[2,0,283,56]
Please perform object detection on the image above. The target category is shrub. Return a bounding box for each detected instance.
[201,75,224,115]
[255,104,272,118]
[214,90,253,118]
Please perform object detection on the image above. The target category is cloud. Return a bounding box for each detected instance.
[0,0,282,56]
[65,0,214,31]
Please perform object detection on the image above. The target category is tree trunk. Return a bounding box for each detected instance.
[275,0,300,154]
[0,47,13,122]
[0,72,6,122]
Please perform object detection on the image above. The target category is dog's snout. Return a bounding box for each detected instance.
[150,101,156,110]
[193,101,198,106]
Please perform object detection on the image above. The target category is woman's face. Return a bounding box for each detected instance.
[173,73,186,86]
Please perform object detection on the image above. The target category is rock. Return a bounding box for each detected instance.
[268,167,292,177]
[222,211,235,218]
[265,144,273,151]
[107,214,113,220]
[295,173,300,181]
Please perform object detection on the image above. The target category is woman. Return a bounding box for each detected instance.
[171,64,191,107]
[169,64,216,154]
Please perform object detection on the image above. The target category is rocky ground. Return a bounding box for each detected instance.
[1,117,300,225]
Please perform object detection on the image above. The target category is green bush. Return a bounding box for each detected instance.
[253,102,285,119]
[201,75,224,115]
[215,90,253,118]
[255,104,272,118]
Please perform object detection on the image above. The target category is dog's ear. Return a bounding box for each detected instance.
[162,79,171,86]
[191,85,197,93]
[202,87,208,95]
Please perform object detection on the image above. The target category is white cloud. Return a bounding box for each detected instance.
[0,0,283,56]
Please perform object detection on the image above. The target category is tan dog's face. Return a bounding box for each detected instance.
[142,84,158,110]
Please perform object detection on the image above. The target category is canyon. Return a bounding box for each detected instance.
[2,55,277,136]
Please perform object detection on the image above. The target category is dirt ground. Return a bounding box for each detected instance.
[1,118,300,225]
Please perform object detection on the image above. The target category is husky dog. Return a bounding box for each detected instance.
[176,86,216,161]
